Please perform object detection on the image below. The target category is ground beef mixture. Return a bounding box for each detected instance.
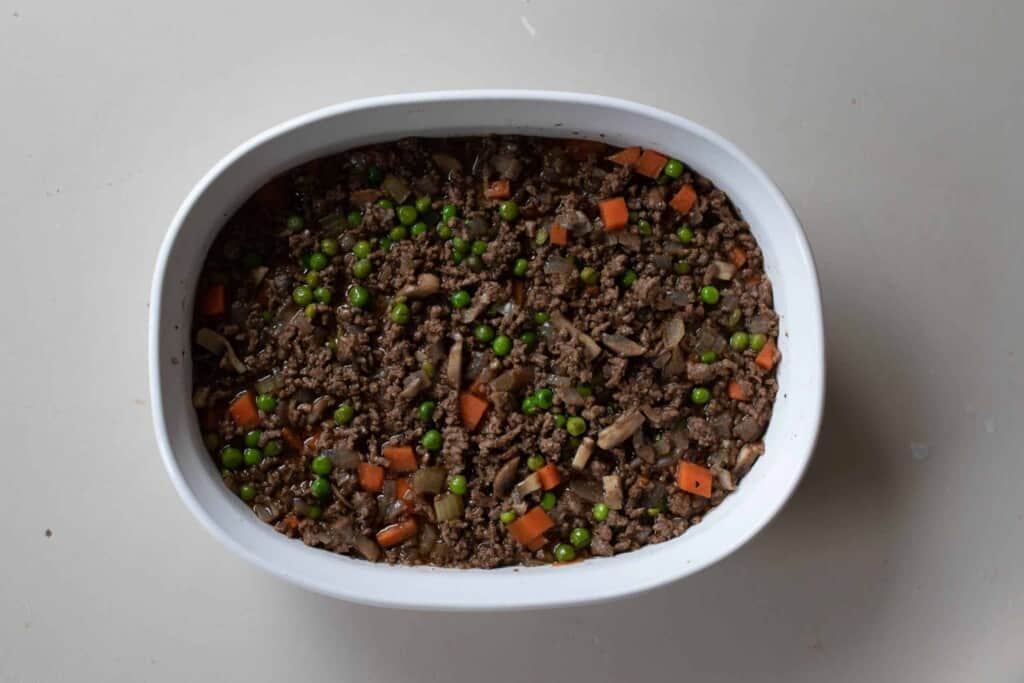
[191,136,781,568]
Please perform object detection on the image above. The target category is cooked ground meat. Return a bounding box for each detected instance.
[191,136,780,568]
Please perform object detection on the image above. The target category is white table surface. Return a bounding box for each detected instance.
[2,1,1022,680]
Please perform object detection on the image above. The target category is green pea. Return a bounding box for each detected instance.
[568,436,581,449]
[593,502,609,521]
[389,225,407,241]
[450,290,470,308]
[417,400,436,423]
[492,335,512,357]
[674,260,691,275]
[321,238,339,256]
[367,164,383,185]
[701,350,717,364]
[647,504,664,517]
[664,159,684,178]
[352,258,372,279]
[334,402,355,425]
[500,510,517,524]
[422,361,435,378]
[535,388,554,409]
[540,492,557,511]
[677,226,694,244]
[239,484,256,502]
[448,474,467,495]
[580,266,599,285]
[468,239,486,256]
[261,311,273,323]
[513,258,529,277]
[451,236,467,252]
[521,395,539,416]
[637,219,653,236]
[380,236,393,251]
[310,477,331,499]
[311,454,333,476]
[353,240,372,259]
[220,447,243,470]
[390,301,411,324]
[628,210,640,224]
[553,414,567,429]
[347,211,362,228]
[570,527,591,549]
[441,203,458,221]
[421,429,443,452]
[286,215,304,232]
[308,252,328,271]
[527,454,546,471]
[313,287,332,304]
[203,432,219,452]
[293,285,313,306]
[566,416,587,436]
[498,201,519,222]
[241,252,262,270]
[619,269,637,288]
[534,228,548,246]
[375,198,393,209]
[575,384,593,399]
[727,308,743,328]
[691,387,711,404]
[243,447,263,466]
[306,505,322,520]
[474,324,495,343]
[533,311,550,324]
[348,285,370,308]
[264,440,282,457]
[305,272,321,288]
[299,253,312,270]
[750,333,768,351]
[436,223,452,239]
[304,303,316,318]
[700,285,720,305]
[244,430,263,448]
[520,331,538,349]
[415,196,432,213]
[396,205,418,226]
[730,331,750,351]
[255,394,276,412]
[410,222,428,237]
[465,254,484,272]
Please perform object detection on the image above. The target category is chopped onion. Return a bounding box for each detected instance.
[400,370,431,399]
[381,174,410,203]
[569,477,603,503]
[601,333,646,357]
[325,447,361,470]
[544,374,571,387]
[614,230,642,251]
[349,188,382,207]
[663,348,686,376]
[543,254,574,275]
[664,241,687,256]
[412,467,447,494]
[713,260,736,281]
[556,210,593,235]
[432,153,463,174]
[557,385,586,407]
[748,314,774,334]
[418,523,439,556]
[195,328,246,373]
[491,154,523,179]
[515,472,543,497]
[662,316,686,348]
[433,493,464,522]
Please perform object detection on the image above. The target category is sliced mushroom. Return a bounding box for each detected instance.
[603,475,624,510]
[632,430,655,463]
[569,477,604,503]
[195,328,246,374]
[381,174,411,203]
[600,333,646,357]
[734,442,764,477]
[398,273,441,299]
[349,188,382,207]
[662,316,686,348]
[550,310,601,359]
[515,472,543,497]
[399,370,431,399]
[490,367,534,392]
[571,437,596,471]
[432,152,463,174]
[714,467,736,491]
[492,457,520,498]
[447,334,464,389]
[597,410,646,449]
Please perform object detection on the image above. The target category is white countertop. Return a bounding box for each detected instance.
[2,1,1021,680]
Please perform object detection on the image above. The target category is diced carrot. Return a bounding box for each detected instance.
[755,340,780,370]
[511,279,525,306]
[358,463,385,492]
[536,463,562,491]
[565,139,606,160]
[549,223,568,246]
[634,149,668,179]
[526,535,548,551]
[281,513,300,532]
[599,197,629,232]
[383,446,418,473]
[281,427,303,453]
[507,507,554,545]
[468,379,487,397]
[484,179,511,199]
[376,518,419,548]
[727,380,749,401]
[459,392,490,431]
[607,146,642,166]
[396,477,412,503]
[228,391,260,429]
[303,432,321,453]
[730,247,748,268]
[669,184,698,214]
[198,284,226,317]
[676,461,713,499]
